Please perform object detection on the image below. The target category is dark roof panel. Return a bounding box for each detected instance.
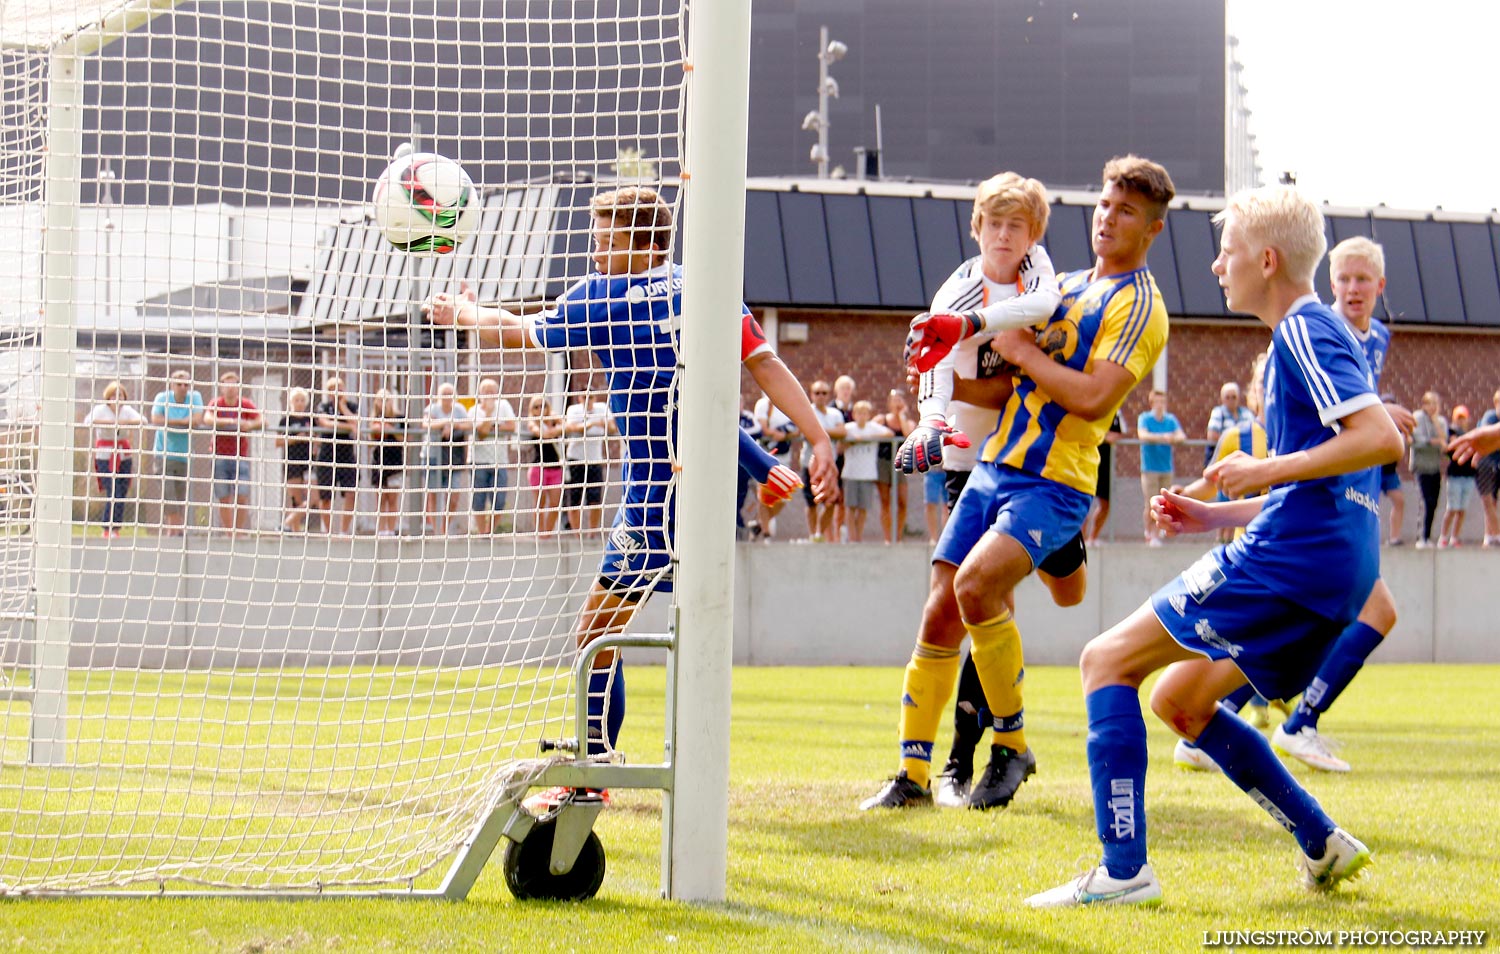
[1168,208,1225,318]
[1371,218,1426,324]
[1453,222,1500,328]
[823,194,881,307]
[1043,202,1093,275]
[866,196,924,309]
[743,189,790,305]
[912,198,966,304]
[1411,220,1463,325]
[778,192,836,306]
[1146,211,1182,317]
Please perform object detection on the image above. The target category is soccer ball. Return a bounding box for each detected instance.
[371,152,480,254]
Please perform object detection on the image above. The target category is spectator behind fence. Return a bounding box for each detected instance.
[524,395,565,536]
[1411,390,1448,549]
[150,370,204,537]
[564,388,614,534]
[1440,404,1476,547]
[275,386,317,533]
[83,381,144,538]
[422,382,470,536]
[1204,381,1254,467]
[1137,388,1185,545]
[205,371,263,535]
[1085,410,1125,544]
[368,389,407,537]
[471,378,517,535]
[877,389,915,545]
[1478,389,1500,548]
[753,391,797,541]
[831,375,857,541]
[801,380,847,542]
[314,376,360,536]
[841,400,893,543]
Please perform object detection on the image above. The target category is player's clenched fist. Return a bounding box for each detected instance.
[905,310,983,374]
[756,464,803,507]
[895,417,970,474]
[1205,449,1268,500]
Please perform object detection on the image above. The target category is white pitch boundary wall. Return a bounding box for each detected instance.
[7,539,1494,669]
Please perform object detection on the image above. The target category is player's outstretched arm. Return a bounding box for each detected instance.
[423,281,534,350]
[1448,421,1500,465]
[1153,489,1263,537]
[745,353,837,500]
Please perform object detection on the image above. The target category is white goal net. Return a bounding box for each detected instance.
[0,0,699,895]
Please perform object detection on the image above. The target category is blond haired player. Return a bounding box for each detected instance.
[1028,186,1402,908]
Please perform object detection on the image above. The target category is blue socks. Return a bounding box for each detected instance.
[1086,685,1148,880]
[1283,621,1384,734]
[586,662,626,757]
[1194,706,1336,858]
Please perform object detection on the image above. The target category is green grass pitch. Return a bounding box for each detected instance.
[2,665,1497,953]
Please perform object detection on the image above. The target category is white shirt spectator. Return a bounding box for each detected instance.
[842,420,893,481]
[83,402,144,450]
[801,405,846,469]
[565,400,612,463]
[471,398,517,467]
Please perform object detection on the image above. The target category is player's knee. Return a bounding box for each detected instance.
[1360,582,1398,634]
[1044,573,1086,607]
[1147,681,1212,740]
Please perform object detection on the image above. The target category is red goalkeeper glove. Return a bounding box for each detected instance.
[757,464,803,507]
[905,310,984,374]
[895,418,971,474]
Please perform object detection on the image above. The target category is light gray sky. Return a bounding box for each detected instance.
[1227,0,1494,214]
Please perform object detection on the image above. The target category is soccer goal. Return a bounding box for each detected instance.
[0,0,749,901]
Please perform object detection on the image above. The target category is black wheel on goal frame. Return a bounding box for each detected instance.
[502,815,607,901]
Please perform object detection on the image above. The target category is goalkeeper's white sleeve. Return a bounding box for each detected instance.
[971,243,1062,334]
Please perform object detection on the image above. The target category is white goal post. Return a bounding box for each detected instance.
[0,0,748,900]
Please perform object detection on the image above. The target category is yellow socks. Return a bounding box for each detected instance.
[966,610,1027,753]
[898,641,962,788]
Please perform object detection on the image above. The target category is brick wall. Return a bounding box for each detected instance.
[746,308,1500,481]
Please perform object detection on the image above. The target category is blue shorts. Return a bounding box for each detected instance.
[1379,461,1402,494]
[472,466,508,511]
[924,469,947,506]
[213,458,251,499]
[1150,548,1346,701]
[932,463,1093,571]
[598,493,674,600]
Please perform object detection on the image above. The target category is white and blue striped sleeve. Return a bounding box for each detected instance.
[1275,311,1381,429]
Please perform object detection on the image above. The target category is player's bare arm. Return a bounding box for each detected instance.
[1448,420,1500,465]
[1206,404,1402,499]
[990,327,1137,420]
[423,280,536,351]
[1152,489,1264,536]
[745,352,837,500]
[950,375,1015,410]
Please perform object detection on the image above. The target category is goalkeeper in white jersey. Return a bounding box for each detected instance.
[864,171,1077,809]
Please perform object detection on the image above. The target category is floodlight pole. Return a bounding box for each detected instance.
[670,0,753,903]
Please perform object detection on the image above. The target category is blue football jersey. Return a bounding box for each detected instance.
[1344,312,1390,391]
[1227,296,1383,622]
[527,263,685,530]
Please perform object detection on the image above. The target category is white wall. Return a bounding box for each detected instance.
[8,537,1493,670]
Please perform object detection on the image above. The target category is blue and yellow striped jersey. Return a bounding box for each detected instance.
[1214,418,1269,474]
[980,266,1169,495]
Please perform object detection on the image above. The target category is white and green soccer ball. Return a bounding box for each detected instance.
[371,152,480,254]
